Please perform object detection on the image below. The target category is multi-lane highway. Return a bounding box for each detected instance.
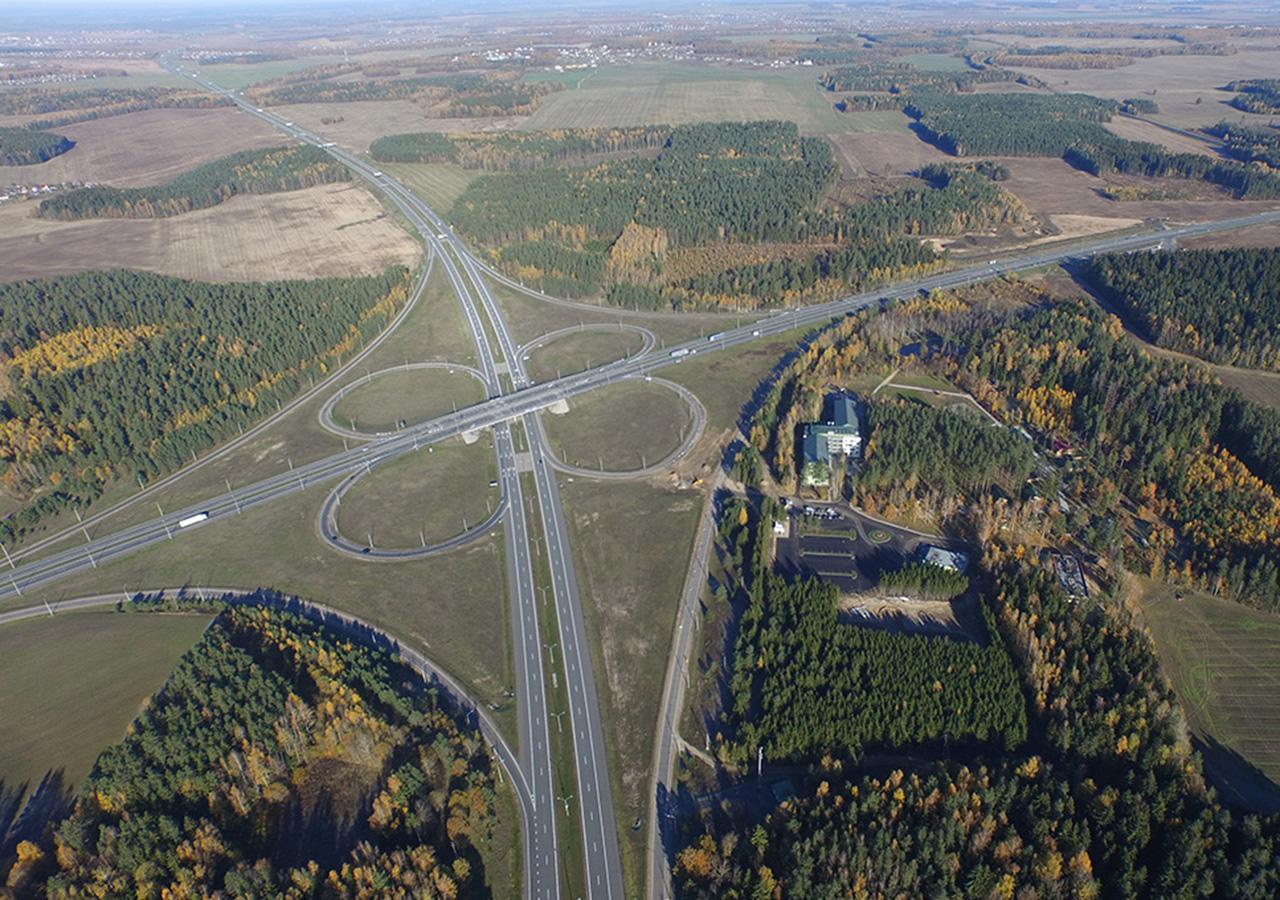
[5,204,1277,607]
[11,58,1280,900]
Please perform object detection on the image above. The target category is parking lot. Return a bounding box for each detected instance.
[775,502,922,593]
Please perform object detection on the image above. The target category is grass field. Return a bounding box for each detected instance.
[0,107,285,187]
[543,380,692,471]
[520,62,848,134]
[900,52,970,71]
[663,325,812,434]
[1213,367,1280,412]
[335,435,501,547]
[1131,576,1280,810]
[0,182,422,284]
[382,161,481,213]
[329,367,487,433]
[525,329,647,382]
[559,477,704,894]
[0,610,211,793]
[3,486,516,732]
[485,280,727,349]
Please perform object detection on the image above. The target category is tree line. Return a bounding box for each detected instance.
[1226,78,1280,114]
[906,91,1280,198]
[3,600,504,897]
[448,121,1027,309]
[1086,247,1280,368]
[819,60,1032,93]
[716,498,1026,767]
[370,125,671,170]
[0,267,410,546]
[0,86,230,130]
[676,562,1280,899]
[955,296,1280,610]
[1205,120,1280,169]
[38,145,349,220]
[244,70,560,117]
[0,126,73,166]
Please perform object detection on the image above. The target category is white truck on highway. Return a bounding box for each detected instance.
[178,512,210,528]
[669,348,690,359]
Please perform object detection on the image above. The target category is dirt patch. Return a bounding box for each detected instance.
[1183,221,1280,251]
[0,182,422,282]
[998,156,1280,223]
[840,593,983,642]
[268,100,526,152]
[0,107,286,187]
[826,131,951,176]
[1103,117,1223,157]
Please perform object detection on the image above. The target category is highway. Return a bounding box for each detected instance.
[5,204,1277,608]
[7,58,1277,899]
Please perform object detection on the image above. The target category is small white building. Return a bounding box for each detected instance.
[920,545,969,574]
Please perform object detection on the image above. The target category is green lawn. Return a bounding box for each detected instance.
[520,62,847,134]
[329,367,486,433]
[543,380,692,471]
[336,435,501,547]
[1132,576,1280,808]
[0,610,212,793]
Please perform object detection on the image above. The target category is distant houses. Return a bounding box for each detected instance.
[800,393,862,487]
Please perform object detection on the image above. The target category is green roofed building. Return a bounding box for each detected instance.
[800,393,862,487]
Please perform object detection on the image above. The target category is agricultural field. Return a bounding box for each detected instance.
[542,379,694,472]
[0,610,212,793]
[1002,48,1280,128]
[520,62,847,134]
[265,100,523,152]
[328,366,487,433]
[0,107,285,186]
[0,182,421,282]
[334,436,501,548]
[197,55,347,90]
[1131,576,1280,811]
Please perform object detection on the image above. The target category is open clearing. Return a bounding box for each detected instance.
[0,107,286,187]
[997,156,1280,224]
[329,367,486,434]
[828,130,946,176]
[543,379,692,471]
[525,329,647,383]
[0,182,421,283]
[335,436,500,548]
[382,161,481,213]
[521,62,846,134]
[560,477,703,891]
[268,100,524,153]
[1131,576,1280,810]
[1103,116,1223,157]
[0,611,211,793]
